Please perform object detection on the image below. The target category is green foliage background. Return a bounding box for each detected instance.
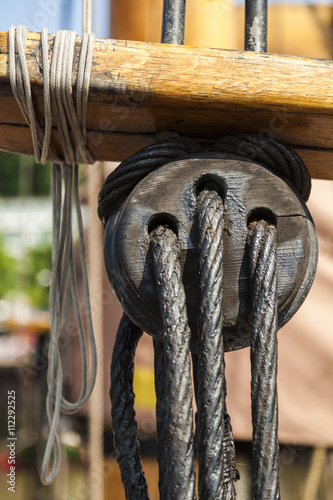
[0,152,51,196]
[0,153,52,309]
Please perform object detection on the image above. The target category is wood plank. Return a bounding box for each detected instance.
[1,31,333,178]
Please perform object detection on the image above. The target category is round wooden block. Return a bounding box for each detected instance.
[104,154,318,351]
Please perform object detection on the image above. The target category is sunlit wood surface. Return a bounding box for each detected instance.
[1,31,333,178]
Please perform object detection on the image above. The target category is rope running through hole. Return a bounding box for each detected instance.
[196,189,226,498]
[151,225,197,500]
[196,188,239,499]
[247,220,280,499]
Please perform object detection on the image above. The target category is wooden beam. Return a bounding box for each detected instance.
[1,31,333,178]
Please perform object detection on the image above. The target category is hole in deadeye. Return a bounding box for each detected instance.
[195,174,225,198]
[147,212,179,236]
[247,207,277,227]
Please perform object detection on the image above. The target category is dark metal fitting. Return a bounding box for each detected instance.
[104,155,318,352]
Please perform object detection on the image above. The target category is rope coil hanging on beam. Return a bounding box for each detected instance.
[8,25,97,484]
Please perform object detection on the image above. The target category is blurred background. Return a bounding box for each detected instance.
[0,0,333,499]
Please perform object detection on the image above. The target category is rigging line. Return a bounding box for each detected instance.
[247,220,280,499]
[8,25,58,163]
[61,163,97,413]
[196,188,239,499]
[153,338,169,500]
[196,189,226,499]
[41,163,66,484]
[222,381,240,498]
[110,314,150,500]
[154,12,188,497]
[8,26,97,483]
[41,28,52,164]
[82,0,93,35]
[151,225,196,500]
[210,134,311,202]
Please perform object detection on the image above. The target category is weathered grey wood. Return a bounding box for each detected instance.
[104,156,318,352]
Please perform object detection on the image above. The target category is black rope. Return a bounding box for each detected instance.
[102,133,311,499]
[211,133,311,202]
[247,220,280,500]
[196,189,239,499]
[196,189,225,498]
[98,138,201,227]
[110,314,149,500]
[153,338,169,500]
[98,133,311,229]
[222,386,240,499]
[151,225,196,500]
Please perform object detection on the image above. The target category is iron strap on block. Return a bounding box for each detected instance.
[103,154,317,352]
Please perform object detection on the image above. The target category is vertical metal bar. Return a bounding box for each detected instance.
[245,0,267,52]
[161,0,186,45]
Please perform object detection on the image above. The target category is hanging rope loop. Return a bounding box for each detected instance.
[8,25,97,485]
[98,137,202,226]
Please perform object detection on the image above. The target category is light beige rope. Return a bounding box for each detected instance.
[9,25,58,164]
[82,0,93,34]
[9,26,95,165]
[8,25,97,485]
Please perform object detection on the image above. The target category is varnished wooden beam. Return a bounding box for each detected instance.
[1,31,333,178]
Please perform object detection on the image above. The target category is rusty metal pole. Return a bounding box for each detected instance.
[245,0,267,52]
[161,0,186,44]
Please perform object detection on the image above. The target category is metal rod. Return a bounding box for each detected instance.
[245,0,267,52]
[161,0,186,45]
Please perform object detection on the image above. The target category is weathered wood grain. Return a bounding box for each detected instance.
[104,158,318,351]
[1,31,333,178]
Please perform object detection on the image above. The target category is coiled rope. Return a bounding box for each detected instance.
[98,137,202,226]
[210,133,311,202]
[101,133,311,499]
[8,26,97,484]
[98,133,311,226]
